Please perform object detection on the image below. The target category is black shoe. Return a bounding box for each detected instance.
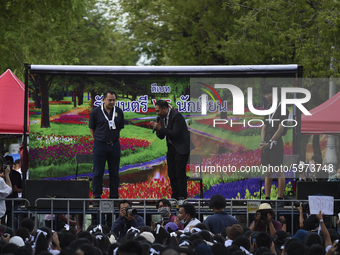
[270,201,285,208]
[90,200,100,208]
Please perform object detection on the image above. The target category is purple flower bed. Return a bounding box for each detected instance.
[202,147,261,171]
[30,137,150,168]
[51,114,88,124]
[199,178,293,199]
[201,178,261,199]
[30,143,93,167]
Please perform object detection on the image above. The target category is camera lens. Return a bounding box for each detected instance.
[126,208,137,216]
[261,212,267,220]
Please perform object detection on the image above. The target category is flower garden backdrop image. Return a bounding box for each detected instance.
[28,74,296,200]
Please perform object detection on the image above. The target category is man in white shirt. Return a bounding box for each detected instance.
[174,204,201,232]
[0,157,12,222]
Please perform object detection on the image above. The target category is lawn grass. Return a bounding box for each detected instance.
[30,122,90,136]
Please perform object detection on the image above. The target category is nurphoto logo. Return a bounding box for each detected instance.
[200,84,312,128]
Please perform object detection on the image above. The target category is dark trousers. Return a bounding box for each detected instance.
[167,144,189,199]
[93,140,120,198]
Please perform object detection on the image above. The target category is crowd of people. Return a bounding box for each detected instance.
[0,195,336,255]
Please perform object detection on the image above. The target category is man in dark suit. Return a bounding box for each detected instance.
[150,100,193,199]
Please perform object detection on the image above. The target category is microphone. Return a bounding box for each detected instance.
[153,116,160,133]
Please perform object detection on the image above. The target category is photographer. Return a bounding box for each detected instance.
[111,200,145,241]
[0,157,12,223]
[296,202,321,231]
[155,199,183,230]
[249,203,282,236]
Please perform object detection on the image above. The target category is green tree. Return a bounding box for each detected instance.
[116,0,340,77]
[0,0,138,127]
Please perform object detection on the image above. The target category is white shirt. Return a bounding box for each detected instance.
[48,247,60,255]
[0,178,12,218]
[184,218,201,232]
[225,239,233,247]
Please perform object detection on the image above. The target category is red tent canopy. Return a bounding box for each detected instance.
[0,69,29,134]
[301,91,340,134]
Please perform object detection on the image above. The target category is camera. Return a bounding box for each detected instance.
[156,217,170,226]
[261,212,268,221]
[125,206,137,217]
[0,164,7,173]
[294,202,309,212]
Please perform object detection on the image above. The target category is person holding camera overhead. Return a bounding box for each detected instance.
[111,200,145,240]
[155,199,183,230]
[249,203,282,236]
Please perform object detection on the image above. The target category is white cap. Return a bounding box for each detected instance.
[9,236,25,247]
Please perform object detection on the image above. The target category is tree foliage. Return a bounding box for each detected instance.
[1,0,139,127]
[0,0,138,76]
[116,0,340,77]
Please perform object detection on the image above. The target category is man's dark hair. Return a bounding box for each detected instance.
[231,251,245,255]
[2,243,19,255]
[180,204,196,218]
[328,228,340,243]
[195,223,210,231]
[69,238,92,250]
[77,243,97,255]
[262,84,276,95]
[225,244,241,255]
[4,156,13,165]
[254,247,271,255]
[117,240,143,255]
[198,230,213,242]
[209,194,226,210]
[103,89,117,99]
[140,226,153,233]
[60,232,76,250]
[155,100,169,109]
[256,232,272,249]
[233,235,251,252]
[286,240,306,255]
[304,232,323,248]
[312,154,323,165]
[15,227,30,242]
[75,233,94,246]
[306,244,325,255]
[213,234,225,244]
[156,199,171,209]
[153,225,169,245]
[119,200,132,210]
[20,218,35,235]
[34,227,52,255]
[284,238,301,249]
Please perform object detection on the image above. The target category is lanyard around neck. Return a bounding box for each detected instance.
[101,103,116,129]
[268,102,281,124]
